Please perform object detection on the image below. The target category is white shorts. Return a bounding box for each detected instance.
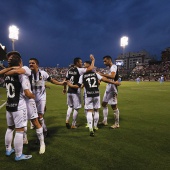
[102,90,118,105]
[84,96,101,110]
[26,101,38,120]
[36,100,46,114]
[67,93,81,109]
[6,108,27,128]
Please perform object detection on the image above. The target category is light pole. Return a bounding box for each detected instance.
[120,36,128,58]
[9,25,19,51]
[136,61,139,67]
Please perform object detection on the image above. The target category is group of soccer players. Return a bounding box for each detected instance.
[65,54,121,136]
[0,51,65,161]
[0,51,120,161]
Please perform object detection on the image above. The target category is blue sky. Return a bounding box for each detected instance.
[0,0,170,67]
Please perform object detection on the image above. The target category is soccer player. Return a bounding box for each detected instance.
[65,55,95,129]
[29,58,65,137]
[98,55,120,129]
[82,62,101,128]
[160,75,164,83]
[2,51,33,161]
[67,61,120,136]
[136,77,140,84]
[5,53,46,154]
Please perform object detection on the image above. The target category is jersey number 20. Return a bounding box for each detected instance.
[6,83,15,98]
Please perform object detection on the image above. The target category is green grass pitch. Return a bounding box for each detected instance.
[0,81,170,170]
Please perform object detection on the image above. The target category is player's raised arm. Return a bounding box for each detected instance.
[86,54,95,72]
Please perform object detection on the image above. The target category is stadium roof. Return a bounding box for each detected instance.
[0,45,7,61]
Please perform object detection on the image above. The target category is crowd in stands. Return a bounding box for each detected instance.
[127,61,170,81]
[40,60,170,82]
[39,66,109,81]
[0,60,170,84]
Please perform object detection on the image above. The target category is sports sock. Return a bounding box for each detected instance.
[23,126,27,141]
[103,107,108,122]
[66,106,73,122]
[87,111,93,129]
[14,131,24,157]
[93,111,99,128]
[114,108,120,125]
[36,127,45,146]
[5,128,14,152]
[72,109,78,126]
[39,118,47,132]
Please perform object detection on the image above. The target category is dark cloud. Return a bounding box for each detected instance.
[1,0,170,67]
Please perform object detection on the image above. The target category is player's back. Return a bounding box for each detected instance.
[83,71,99,97]
[5,74,27,112]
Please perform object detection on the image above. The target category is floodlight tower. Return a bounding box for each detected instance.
[120,36,128,58]
[9,25,19,51]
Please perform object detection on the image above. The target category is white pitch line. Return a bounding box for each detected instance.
[0,101,6,109]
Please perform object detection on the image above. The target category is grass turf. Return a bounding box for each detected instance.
[0,81,170,170]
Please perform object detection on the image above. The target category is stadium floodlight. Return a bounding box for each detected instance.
[136,61,139,70]
[120,36,128,57]
[9,25,19,51]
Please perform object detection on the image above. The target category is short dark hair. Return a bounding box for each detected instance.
[103,55,112,61]
[29,58,39,65]
[73,57,81,65]
[8,55,22,67]
[84,61,91,65]
[6,51,22,58]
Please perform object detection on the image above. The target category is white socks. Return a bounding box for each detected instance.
[93,111,99,128]
[114,108,119,125]
[66,107,79,126]
[103,107,120,125]
[66,106,73,122]
[87,112,93,129]
[14,131,24,157]
[72,109,78,126]
[5,128,14,152]
[103,107,108,122]
[23,126,27,141]
[36,127,45,146]
[39,117,47,132]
